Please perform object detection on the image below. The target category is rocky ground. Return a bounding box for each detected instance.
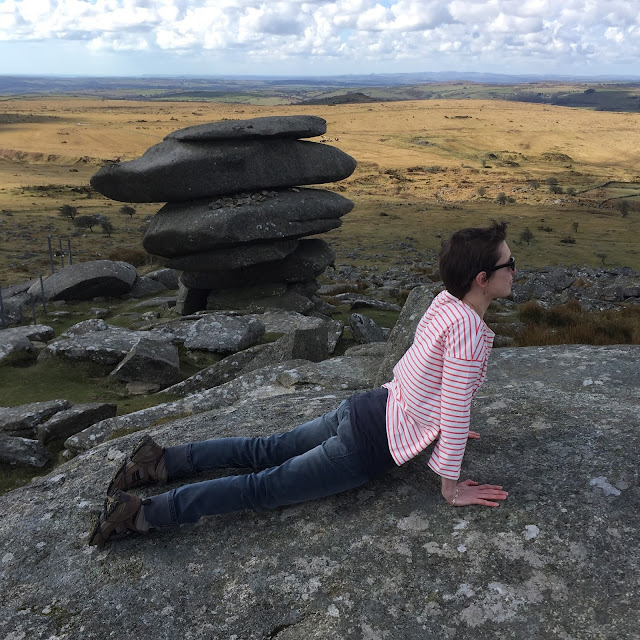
[0,343,637,639]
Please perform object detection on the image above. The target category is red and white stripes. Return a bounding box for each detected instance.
[383,290,494,480]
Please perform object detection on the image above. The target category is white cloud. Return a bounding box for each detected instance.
[1,0,639,75]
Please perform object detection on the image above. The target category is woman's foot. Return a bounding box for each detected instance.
[88,490,151,546]
[107,434,167,495]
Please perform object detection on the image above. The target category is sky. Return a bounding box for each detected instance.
[1,0,639,78]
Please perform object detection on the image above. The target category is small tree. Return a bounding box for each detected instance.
[74,214,99,232]
[119,205,136,218]
[565,187,576,196]
[549,184,563,194]
[572,222,579,233]
[495,192,507,205]
[59,204,78,220]
[528,179,539,190]
[101,219,114,237]
[545,176,559,186]
[520,227,534,246]
[476,186,486,197]
[595,252,607,265]
[617,200,631,218]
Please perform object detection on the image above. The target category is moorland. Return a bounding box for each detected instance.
[1,81,640,288]
[1,79,639,492]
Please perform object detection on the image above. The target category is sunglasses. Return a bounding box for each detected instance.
[485,256,516,273]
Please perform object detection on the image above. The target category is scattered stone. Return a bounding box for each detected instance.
[60,318,108,337]
[127,276,168,298]
[36,403,118,444]
[0,433,50,467]
[145,268,180,290]
[0,400,71,438]
[183,314,265,353]
[349,313,388,344]
[64,360,311,452]
[160,343,270,397]
[126,381,161,395]
[0,333,33,363]
[336,293,402,312]
[344,342,388,357]
[110,337,181,387]
[39,326,170,366]
[276,356,383,390]
[27,261,138,302]
[0,324,54,343]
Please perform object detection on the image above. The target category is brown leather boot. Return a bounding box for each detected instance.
[107,434,167,496]
[88,490,150,546]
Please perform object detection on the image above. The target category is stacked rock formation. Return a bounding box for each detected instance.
[91,115,357,314]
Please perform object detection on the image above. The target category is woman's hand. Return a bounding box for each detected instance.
[468,431,481,440]
[442,479,508,507]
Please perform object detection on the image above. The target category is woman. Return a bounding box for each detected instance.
[89,221,512,545]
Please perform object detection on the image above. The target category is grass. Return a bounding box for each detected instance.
[514,299,640,346]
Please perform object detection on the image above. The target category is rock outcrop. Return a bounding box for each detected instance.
[27,260,138,302]
[0,345,638,638]
[90,115,356,316]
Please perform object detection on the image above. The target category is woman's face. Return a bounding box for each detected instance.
[485,241,515,300]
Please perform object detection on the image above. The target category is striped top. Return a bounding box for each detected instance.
[383,290,494,480]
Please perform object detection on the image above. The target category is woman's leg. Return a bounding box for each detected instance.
[163,401,348,479]
[144,400,369,527]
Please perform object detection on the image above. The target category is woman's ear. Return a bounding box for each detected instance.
[474,271,488,287]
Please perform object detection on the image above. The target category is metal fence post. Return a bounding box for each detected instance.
[68,238,73,265]
[39,274,47,314]
[31,298,37,325]
[59,237,64,268]
[47,236,55,274]
[0,282,6,329]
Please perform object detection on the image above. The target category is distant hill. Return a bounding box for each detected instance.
[1,73,639,112]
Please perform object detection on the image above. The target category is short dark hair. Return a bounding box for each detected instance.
[439,221,508,299]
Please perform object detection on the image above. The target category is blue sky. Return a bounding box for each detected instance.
[1,0,639,78]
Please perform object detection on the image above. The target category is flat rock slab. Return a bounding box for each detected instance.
[27,260,138,302]
[0,433,50,467]
[181,240,335,291]
[110,337,180,387]
[145,268,179,290]
[0,324,55,343]
[0,399,71,437]
[36,403,118,444]
[0,333,33,363]
[160,344,270,397]
[3,346,639,638]
[166,239,300,273]
[183,314,265,353]
[143,188,353,256]
[126,275,168,299]
[64,360,311,452]
[91,138,357,203]
[276,355,383,390]
[166,115,326,142]
[39,327,170,366]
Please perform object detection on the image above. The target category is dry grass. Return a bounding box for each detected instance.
[515,299,640,346]
[1,96,639,285]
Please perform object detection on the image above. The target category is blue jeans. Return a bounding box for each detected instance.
[143,399,371,527]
